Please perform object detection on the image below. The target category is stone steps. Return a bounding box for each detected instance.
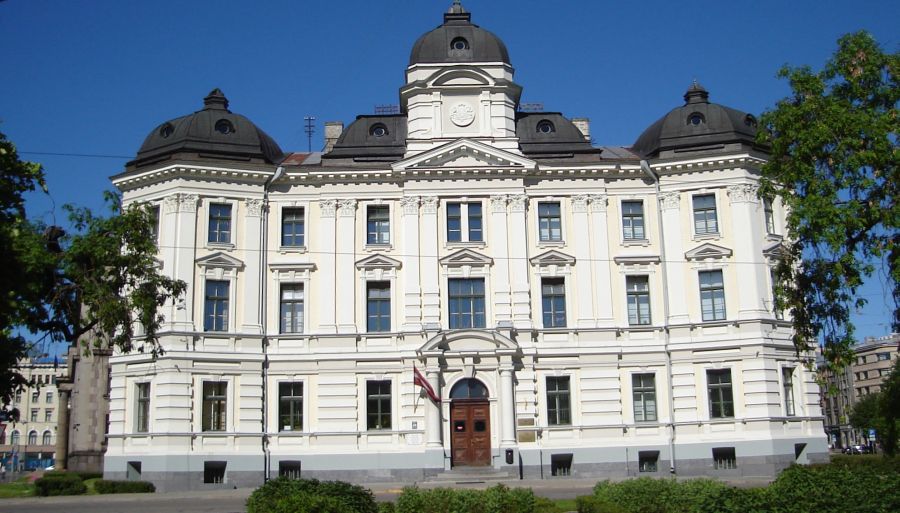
[424,467,516,485]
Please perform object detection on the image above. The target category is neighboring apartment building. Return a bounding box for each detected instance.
[820,333,899,448]
[0,357,66,471]
[103,2,826,491]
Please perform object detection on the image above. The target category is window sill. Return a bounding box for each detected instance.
[692,232,721,242]
[765,233,783,242]
[537,240,565,248]
[278,245,307,254]
[364,243,392,252]
[206,242,235,251]
[622,238,651,247]
[446,241,486,250]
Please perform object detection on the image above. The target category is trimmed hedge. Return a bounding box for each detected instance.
[34,473,87,496]
[94,479,156,494]
[246,477,378,513]
[43,470,103,481]
[395,484,538,513]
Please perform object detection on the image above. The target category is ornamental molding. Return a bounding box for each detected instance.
[163,195,180,214]
[490,195,508,213]
[727,183,759,204]
[588,193,607,213]
[449,102,476,127]
[685,242,733,261]
[421,196,439,214]
[571,194,590,213]
[508,194,528,213]
[338,199,357,217]
[245,199,264,217]
[400,196,420,215]
[178,194,198,213]
[659,192,680,211]
[319,199,337,218]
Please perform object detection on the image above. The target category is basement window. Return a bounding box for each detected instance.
[550,453,573,477]
[279,460,302,480]
[204,461,227,484]
[638,451,659,473]
[712,447,736,470]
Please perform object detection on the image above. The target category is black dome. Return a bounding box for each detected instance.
[409,1,510,66]
[129,89,284,169]
[632,82,760,158]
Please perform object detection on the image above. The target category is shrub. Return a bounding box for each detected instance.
[93,479,156,494]
[768,463,900,513]
[273,491,346,513]
[43,470,102,481]
[394,485,539,513]
[34,474,87,496]
[533,496,564,513]
[246,477,377,513]
[576,495,628,513]
[378,502,397,513]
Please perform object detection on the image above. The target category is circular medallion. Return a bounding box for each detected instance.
[449,102,475,127]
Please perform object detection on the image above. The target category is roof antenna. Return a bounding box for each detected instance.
[303,116,316,153]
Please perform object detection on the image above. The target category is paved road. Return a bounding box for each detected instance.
[0,479,600,513]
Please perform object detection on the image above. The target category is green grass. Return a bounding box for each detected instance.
[0,478,35,498]
[83,477,101,495]
[553,498,577,511]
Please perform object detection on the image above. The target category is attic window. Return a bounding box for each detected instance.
[688,113,705,126]
[215,119,235,135]
[159,123,174,138]
[744,114,758,127]
[536,120,556,134]
[370,124,388,137]
[451,37,469,51]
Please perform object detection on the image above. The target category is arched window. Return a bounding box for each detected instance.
[450,37,469,51]
[42,431,52,445]
[449,378,489,400]
[28,431,37,445]
[10,430,19,446]
[687,112,705,126]
[536,120,556,134]
[369,123,388,137]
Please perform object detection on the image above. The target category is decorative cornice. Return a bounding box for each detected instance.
[320,199,337,218]
[727,183,759,204]
[659,192,680,211]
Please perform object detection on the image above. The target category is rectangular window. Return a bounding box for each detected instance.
[45,409,53,422]
[448,278,485,329]
[202,381,227,432]
[541,278,566,328]
[45,392,53,403]
[547,376,571,426]
[366,205,390,245]
[366,282,391,332]
[782,367,796,417]
[366,380,391,430]
[204,280,229,331]
[149,205,160,243]
[626,276,651,325]
[764,198,775,234]
[712,447,737,470]
[31,409,38,422]
[208,203,232,244]
[280,284,304,334]
[278,382,303,432]
[707,369,734,418]
[447,202,483,242]
[550,454,573,477]
[203,461,227,484]
[136,382,151,433]
[632,373,657,422]
[878,352,891,361]
[281,207,305,247]
[31,392,39,402]
[699,270,726,321]
[15,391,21,403]
[538,202,562,242]
[279,461,302,480]
[126,461,142,481]
[770,269,783,320]
[692,194,718,235]
[622,200,645,240]
[639,451,659,473]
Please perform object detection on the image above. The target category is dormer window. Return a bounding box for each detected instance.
[688,113,705,126]
[536,120,556,134]
[451,37,469,51]
[215,119,235,135]
[744,114,758,127]
[370,124,388,137]
[159,123,174,138]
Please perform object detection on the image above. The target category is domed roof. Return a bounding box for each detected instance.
[409,1,510,66]
[129,89,284,169]
[632,82,760,158]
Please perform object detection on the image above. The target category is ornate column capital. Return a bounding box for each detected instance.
[178,193,198,213]
[245,198,264,217]
[421,196,439,214]
[588,193,607,213]
[659,191,680,211]
[571,194,590,213]
[400,196,420,215]
[319,199,337,218]
[508,194,528,213]
[163,195,180,214]
[489,194,508,213]
[338,199,358,217]
[727,183,759,204]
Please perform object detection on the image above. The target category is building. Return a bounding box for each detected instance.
[104,2,827,491]
[0,357,66,471]
[820,333,899,448]
[55,343,112,473]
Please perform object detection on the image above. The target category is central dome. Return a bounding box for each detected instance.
[409,1,510,66]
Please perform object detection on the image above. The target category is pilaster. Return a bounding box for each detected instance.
[420,196,441,325]
[659,192,689,324]
[241,198,264,334]
[728,184,768,320]
[507,194,531,329]
[318,199,337,333]
[401,196,423,331]
[336,199,357,333]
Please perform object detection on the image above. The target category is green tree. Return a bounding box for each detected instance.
[0,131,185,406]
[758,31,899,368]
[849,391,881,437]
[879,358,900,456]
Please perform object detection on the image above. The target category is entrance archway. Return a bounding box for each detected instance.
[449,378,491,466]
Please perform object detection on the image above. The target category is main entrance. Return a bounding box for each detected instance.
[449,378,491,467]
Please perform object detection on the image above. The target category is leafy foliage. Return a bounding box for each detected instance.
[758,31,899,366]
[93,479,156,494]
[846,358,900,456]
[394,484,538,513]
[849,391,881,434]
[246,477,378,513]
[34,473,87,496]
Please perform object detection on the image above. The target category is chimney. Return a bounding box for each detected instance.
[323,121,344,153]
[572,118,591,142]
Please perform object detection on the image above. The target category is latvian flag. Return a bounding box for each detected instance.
[414,365,441,403]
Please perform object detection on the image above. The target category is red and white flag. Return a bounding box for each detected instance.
[414,365,440,403]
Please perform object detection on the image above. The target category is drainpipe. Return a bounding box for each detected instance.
[261,166,285,482]
[641,160,677,475]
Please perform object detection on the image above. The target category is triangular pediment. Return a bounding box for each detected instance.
[685,243,733,261]
[419,329,519,354]
[196,252,244,269]
[392,139,536,171]
[439,248,493,267]
[762,241,789,260]
[529,250,576,266]
[355,254,402,270]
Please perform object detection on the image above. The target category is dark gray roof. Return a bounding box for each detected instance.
[516,113,601,160]
[128,89,284,169]
[409,1,510,66]
[322,115,407,161]
[632,82,760,158]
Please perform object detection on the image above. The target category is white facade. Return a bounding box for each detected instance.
[105,4,826,491]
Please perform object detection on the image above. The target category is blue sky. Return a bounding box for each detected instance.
[1,0,897,345]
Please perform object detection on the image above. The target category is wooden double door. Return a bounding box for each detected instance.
[450,400,491,466]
